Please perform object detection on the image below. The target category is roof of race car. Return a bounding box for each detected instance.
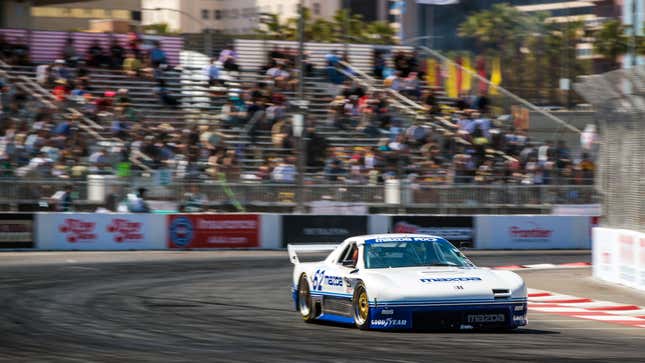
[348,233,447,244]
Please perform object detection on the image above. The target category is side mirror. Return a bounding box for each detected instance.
[341,259,355,267]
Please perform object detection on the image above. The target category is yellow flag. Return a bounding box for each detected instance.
[426,59,437,87]
[490,57,502,95]
[461,55,472,93]
[445,61,458,99]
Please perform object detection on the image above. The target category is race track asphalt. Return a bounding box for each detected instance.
[0,251,643,363]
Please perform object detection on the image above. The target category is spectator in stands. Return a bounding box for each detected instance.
[579,152,595,185]
[123,51,141,77]
[400,72,420,99]
[128,187,151,213]
[89,148,110,174]
[156,79,179,108]
[475,90,490,114]
[12,37,30,66]
[62,37,78,68]
[325,50,341,84]
[206,58,221,86]
[149,41,167,68]
[271,157,296,183]
[266,63,291,90]
[373,51,385,79]
[127,32,142,60]
[219,45,239,72]
[86,39,104,67]
[109,38,125,69]
[50,184,73,211]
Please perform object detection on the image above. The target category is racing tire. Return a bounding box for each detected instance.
[298,274,316,323]
[352,282,371,330]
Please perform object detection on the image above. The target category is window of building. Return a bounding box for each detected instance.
[221,9,229,18]
[313,3,321,16]
[214,10,221,20]
[231,9,239,19]
[201,9,209,20]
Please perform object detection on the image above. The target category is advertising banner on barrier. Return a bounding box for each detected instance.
[282,215,367,246]
[593,227,645,291]
[475,216,592,249]
[36,213,166,250]
[0,213,34,248]
[390,216,474,247]
[168,214,260,249]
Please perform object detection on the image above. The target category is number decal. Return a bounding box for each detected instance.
[312,269,325,291]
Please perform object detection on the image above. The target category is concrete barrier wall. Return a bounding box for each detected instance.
[6,213,596,251]
[593,227,645,291]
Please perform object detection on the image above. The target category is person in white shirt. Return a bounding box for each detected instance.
[271,158,296,183]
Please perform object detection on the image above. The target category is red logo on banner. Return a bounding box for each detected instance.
[106,218,143,243]
[168,214,259,248]
[393,222,418,234]
[619,234,634,264]
[58,218,97,243]
[509,222,552,240]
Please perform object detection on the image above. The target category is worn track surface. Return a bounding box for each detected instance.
[0,251,643,362]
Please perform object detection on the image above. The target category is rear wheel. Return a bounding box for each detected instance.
[352,283,370,330]
[298,274,315,322]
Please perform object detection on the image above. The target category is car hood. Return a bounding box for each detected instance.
[358,266,525,303]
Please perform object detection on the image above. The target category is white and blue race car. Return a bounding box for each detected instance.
[289,234,527,330]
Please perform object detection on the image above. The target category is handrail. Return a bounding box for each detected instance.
[339,60,425,111]
[415,45,581,134]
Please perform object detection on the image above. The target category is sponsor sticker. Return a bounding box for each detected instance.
[466,314,505,323]
[420,277,482,283]
[371,318,408,328]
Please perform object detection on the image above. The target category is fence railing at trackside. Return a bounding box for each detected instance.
[0,178,599,211]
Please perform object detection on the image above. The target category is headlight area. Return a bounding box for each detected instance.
[369,303,527,330]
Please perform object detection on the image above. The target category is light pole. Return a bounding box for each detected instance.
[295,0,307,213]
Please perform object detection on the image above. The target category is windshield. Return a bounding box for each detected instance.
[363,237,473,269]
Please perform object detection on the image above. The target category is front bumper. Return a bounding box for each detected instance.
[369,301,528,330]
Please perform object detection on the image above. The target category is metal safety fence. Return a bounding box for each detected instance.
[0,178,598,212]
[575,67,645,232]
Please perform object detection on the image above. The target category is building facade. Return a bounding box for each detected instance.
[141,0,341,34]
[1,0,142,31]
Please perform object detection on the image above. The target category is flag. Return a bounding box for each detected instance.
[426,59,437,88]
[489,57,502,95]
[476,55,487,94]
[461,55,472,93]
[456,56,462,96]
[445,60,458,98]
[417,0,459,4]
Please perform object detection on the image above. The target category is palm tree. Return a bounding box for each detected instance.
[593,19,629,71]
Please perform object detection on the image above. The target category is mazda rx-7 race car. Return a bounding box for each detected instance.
[288,234,527,330]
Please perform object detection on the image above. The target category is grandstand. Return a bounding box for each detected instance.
[0,31,599,212]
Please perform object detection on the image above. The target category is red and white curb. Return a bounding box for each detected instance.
[494,262,591,271]
[527,288,645,328]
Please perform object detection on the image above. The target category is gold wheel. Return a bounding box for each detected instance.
[353,283,370,329]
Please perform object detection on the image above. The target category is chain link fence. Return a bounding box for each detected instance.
[575,67,645,232]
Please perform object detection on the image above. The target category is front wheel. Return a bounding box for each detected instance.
[298,274,315,322]
[352,283,370,330]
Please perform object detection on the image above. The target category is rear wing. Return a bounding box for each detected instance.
[287,244,338,264]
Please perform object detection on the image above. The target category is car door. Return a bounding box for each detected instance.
[320,241,357,297]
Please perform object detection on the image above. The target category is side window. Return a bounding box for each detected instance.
[337,243,352,264]
[338,242,357,267]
